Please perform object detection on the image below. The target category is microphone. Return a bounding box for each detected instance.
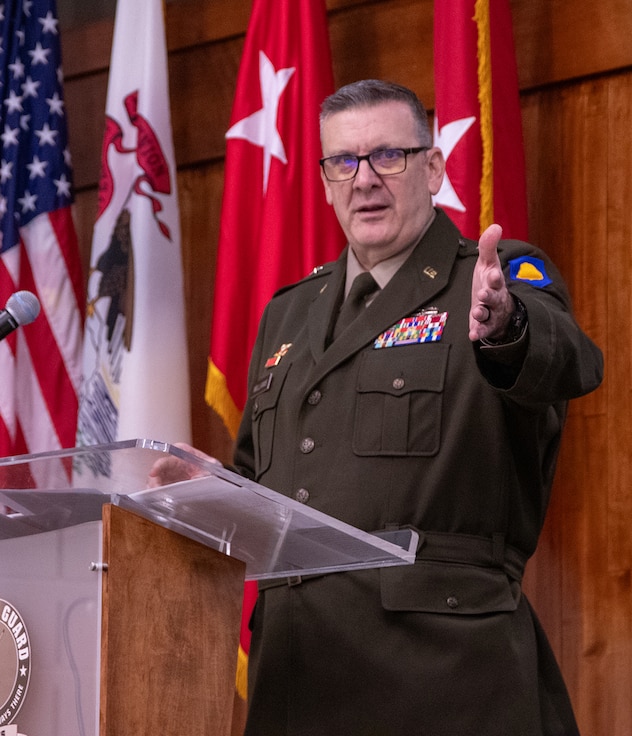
[0,291,41,341]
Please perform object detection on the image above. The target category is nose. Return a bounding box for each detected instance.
[353,158,382,188]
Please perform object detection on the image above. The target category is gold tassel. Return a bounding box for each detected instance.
[474,0,494,231]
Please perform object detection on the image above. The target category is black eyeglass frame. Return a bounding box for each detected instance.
[319,146,430,182]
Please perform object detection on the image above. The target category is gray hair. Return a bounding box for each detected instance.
[320,80,433,147]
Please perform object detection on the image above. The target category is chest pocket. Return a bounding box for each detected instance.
[251,363,291,477]
[353,343,449,456]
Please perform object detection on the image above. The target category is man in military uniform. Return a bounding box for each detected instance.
[153,80,603,735]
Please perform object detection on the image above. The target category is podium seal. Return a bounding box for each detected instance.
[0,600,31,727]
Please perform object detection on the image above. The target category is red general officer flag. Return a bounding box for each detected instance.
[205,0,345,701]
[433,0,528,240]
[206,0,345,441]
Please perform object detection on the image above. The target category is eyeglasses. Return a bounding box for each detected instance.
[319,147,429,182]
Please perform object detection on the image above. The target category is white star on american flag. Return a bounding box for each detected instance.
[27,154,47,178]
[22,76,40,97]
[28,40,49,65]
[9,58,25,79]
[34,121,56,145]
[4,90,24,113]
[18,190,37,212]
[38,10,58,34]
[46,90,63,115]
[2,125,19,147]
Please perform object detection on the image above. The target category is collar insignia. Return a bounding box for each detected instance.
[265,343,293,368]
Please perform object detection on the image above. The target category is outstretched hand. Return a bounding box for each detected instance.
[146,441,221,488]
[469,223,515,342]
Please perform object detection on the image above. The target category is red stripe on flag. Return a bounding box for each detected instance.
[49,207,86,313]
[0,257,17,347]
[17,232,79,449]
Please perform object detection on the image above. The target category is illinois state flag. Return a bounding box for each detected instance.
[433,0,528,240]
[0,0,84,481]
[78,0,191,450]
[205,0,345,441]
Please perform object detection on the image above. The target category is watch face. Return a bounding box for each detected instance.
[511,299,527,335]
[0,600,31,725]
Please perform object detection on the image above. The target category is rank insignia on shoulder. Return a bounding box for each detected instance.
[508,256,552,288]
[374,311,448,349]
[265,343,293,368]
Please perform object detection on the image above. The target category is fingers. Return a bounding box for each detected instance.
[147,456,188,487]
[477,223,503,264]
[147,444,220,488]
[472,304,490,323]
[469,223,513,341]
[172,441,220,465]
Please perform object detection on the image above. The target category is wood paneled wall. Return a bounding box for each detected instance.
[60,1,631,733]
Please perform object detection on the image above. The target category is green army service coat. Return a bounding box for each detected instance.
[234,209,603,736]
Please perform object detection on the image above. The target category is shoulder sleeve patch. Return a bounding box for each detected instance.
[508,256,552,288]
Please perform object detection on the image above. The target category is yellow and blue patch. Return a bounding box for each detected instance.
[508,256,552,288]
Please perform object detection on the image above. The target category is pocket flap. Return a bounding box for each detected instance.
[357,344,448,395]
[380,560,520,614]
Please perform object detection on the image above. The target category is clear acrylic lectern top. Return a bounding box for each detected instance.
[0,439,416,580]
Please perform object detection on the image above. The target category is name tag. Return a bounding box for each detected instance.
[252,373,273,397]
[374,311,448,349]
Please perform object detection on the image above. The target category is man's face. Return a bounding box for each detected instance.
[320,101,445,268]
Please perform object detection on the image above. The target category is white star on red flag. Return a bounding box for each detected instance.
[432,114,476,213]
[225,50,295,194]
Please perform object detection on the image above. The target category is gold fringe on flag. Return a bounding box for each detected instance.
[474,0,494,232]
[236,644,249,701]
[205,359,243,440]
[206,359,250,699]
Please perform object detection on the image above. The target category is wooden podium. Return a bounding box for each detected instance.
[100,504,244,735]
[0,440,416,736]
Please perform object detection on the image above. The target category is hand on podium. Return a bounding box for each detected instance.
[147,442,221,488]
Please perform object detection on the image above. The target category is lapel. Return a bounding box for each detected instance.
[304,210,463,392]
[307,248,347,360]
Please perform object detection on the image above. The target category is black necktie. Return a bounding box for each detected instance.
[332,271,377,341]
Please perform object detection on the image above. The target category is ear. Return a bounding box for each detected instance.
[320,167,334,205]
[425,147,446,196]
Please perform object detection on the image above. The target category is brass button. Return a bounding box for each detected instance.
[295,488,310,504]
[300,437,315,454]
[307,390,322,406]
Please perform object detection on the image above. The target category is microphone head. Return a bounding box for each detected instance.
[5,290,41,326]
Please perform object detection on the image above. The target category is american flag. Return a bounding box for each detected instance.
[0,0,84,477]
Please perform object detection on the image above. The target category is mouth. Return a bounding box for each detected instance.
[355,203,389,215]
